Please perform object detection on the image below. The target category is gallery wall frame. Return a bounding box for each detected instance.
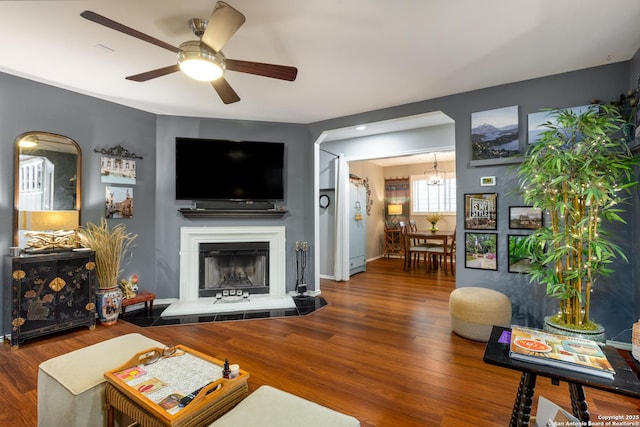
[527,104,596,145]
[100,155,137,185]
[105,186,134,219]
[509,206,543,230]
[464,232,498,271]
[464,193,497,230]
[508,234,531,273]
[470,105,521,166]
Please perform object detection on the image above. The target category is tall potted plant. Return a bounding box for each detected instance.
[516,104,639,340]
[77,218,137,325]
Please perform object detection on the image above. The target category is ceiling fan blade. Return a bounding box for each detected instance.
[201,1,246,53]
[226,59,298,81]
[81,10,180,53]
[126,65,181,82]
[211,78,240,104]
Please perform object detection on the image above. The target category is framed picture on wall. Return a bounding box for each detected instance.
[509,206,543,229]
[508,234,531,273]
[464,232,498,271]
[100,156,137,185]
[470,105,521,166]
[527,104,596,144]
[105,186,134,219]
[464,193,497,230]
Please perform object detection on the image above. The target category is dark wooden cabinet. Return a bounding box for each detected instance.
[6,251,97,349]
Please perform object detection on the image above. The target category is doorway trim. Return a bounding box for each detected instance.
[313,112,455,289]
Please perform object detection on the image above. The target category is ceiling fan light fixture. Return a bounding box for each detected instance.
[178,41,225,81]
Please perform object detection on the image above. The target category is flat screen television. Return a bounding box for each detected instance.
[175,137,285,202]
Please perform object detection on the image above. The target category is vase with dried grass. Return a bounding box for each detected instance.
[78,218,137,325]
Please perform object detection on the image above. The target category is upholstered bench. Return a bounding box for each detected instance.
[449,286,512,342]
[209,385,360,427]
[37,333,164,427]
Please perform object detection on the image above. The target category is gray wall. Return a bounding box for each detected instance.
[1,73,157,337]
[310,61,638,342]
[0,73,313,337]
[153,116,311,300]
[2,57,638,343]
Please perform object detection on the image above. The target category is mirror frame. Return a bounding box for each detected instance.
[13,131,82,246]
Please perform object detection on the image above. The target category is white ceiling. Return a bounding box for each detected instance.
[1,0,639,126]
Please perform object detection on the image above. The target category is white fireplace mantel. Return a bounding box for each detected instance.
[179,226,287,301]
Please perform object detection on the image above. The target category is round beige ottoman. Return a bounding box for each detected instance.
[449,287,512,341]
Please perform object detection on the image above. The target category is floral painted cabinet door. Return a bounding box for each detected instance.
[8,251,96,349]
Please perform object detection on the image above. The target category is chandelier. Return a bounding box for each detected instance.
[424,153,446,185]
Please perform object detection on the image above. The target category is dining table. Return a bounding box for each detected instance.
[405,230,455,272]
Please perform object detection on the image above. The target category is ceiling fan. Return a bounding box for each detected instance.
[80,1,297,104]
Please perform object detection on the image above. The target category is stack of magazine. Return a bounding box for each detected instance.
[509,325,615,379]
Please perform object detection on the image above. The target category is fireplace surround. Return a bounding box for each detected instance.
[179,226,287,302]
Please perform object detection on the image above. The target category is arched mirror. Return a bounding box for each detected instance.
[13,132,81,248]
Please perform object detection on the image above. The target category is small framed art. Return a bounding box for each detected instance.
[508,234,531,273]
[464,193,497,230]
[509,206,542,230]
[464,232,497,271]
[100,156,137,185]
[105,186,134,219]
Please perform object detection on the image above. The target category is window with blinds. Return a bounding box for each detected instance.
[411,175,456,213]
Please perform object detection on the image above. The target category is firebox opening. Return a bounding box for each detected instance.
[199,241,269,297]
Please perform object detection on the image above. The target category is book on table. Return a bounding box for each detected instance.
[509,325,615,379]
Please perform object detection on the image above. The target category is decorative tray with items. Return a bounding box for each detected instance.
[104,345,249,426]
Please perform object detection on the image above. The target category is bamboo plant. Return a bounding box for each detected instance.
[517,104,639,330]
[77,218,137,289]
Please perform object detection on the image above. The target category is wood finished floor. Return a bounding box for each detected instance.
[1,257,638,426]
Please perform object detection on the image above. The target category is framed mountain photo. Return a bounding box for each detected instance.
[470,105,521,166]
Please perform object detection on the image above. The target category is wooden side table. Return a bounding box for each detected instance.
[483,326,640,426]
[383,229,402,258]
[121,291,156,317]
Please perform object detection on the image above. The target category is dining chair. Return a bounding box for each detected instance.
[399,223,430,270]
[412,220,445,264]
[407,219,425,253]
[425,229,456,274]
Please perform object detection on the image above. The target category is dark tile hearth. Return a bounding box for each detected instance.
[120,295,328,327]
